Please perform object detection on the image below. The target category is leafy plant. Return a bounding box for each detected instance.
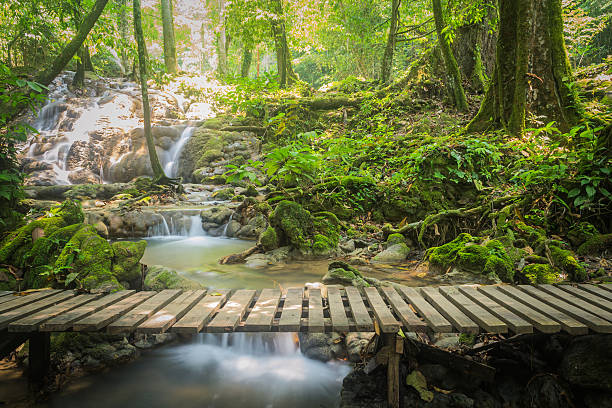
[224,159,263,185]
[263,143,319,187]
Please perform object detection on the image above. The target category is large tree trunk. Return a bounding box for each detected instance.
[133,0,166,181]
[117,0,130,75]
[240,46,252,78]
[380,0,400,84]
[271,0,296,87]
[72,47,86,88]
[432,0,467,111]
[161,0,178,73]
[216,0,228,76]
[467,0,581,135]
[35,0,109,87]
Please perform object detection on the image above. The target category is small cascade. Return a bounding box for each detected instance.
[147,215,171,237]
[163,126,195,178]
[221,213,233,237]
[188,214,206,237]
[147,210,205,238]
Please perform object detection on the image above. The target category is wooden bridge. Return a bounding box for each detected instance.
[1,283,611,387]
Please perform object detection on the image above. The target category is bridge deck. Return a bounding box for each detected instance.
[0,284,611,335]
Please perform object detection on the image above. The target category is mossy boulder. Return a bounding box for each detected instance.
[111,241,147,282]
[550,245,587,282]
[144,265,203,290]
[312,213,340,256]
[567,222,599,247]
[519,264,559,284]
[322,261,369,287]
[386,233,407,247]
[54,225,123,292]
[212,188,235,201]
[270,200,315,253]
[577,234,612,256]
[372,243,410,264]
[244,184,258,197]
[259,227,278,252]
[428,233,514,282]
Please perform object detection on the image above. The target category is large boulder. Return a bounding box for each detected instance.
[561,335,612,392]
[144,265,203,290]
[322,261,369,287]
[371,243,410,264]
[111,240,147,283]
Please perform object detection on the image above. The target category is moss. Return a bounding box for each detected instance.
[577,234,612,256]
[386,233,406,246]
[144,265,203,290]
[322,261,369,287]
[212,188,234,201]
[0,199,83,268]
[260,227,279,252]
[428,234,514,282]
[312,214,340,255]
[519,264,558,284]
[254,202,273,216]
[244,184,258,197]
[55,225,122,291]
[64,184,101,199]
[550,245,587,282]
[231,194,246,202]
[514,222,547,254]
[111,240,147,283]
[270,200,314,253]
[567,222,599,247]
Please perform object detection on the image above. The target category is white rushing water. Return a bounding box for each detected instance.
[41,333,351,408]
[163,126,195,178]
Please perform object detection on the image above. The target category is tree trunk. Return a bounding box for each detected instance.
[35,0,109,87]
[380,0,400,83]
[467,0,581,135]
[432,0,468,111]
[240,46,252,77]
[216,0,228,76]
[271,0,296,87]
[161,0,178,73]
[271,20,286,87]
[133,0,166,181]
[117,0,130,75]
[72,47,86,87]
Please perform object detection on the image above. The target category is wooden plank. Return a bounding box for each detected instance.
[307,288,325,333]
[518,285,612,333]
[439,286,507,334]
[138,290,206,334]
[0,291,13,297]
[396,286,453,333]
[0,291,76,330]
[0,295,18,305]
[73,291,156,331]
[599,284,612,293]
[0,290,61,314]
[172,290,229,334]
[458,286,532,334]
[207,289,256,333]
[106,290,182,334]
[537,284,612,322]
[40,290,135,332]
[573,284,612,301]
[345,286,374,331]
[278,288,303,332]
[363,287,399,333]
[554,284,612,313]
[326,287,349,332]
[9,293,101,332]
[244,289,281,331]
[420,287,479,334]
[478,286,561,333]
[496,286,587,335]
[380,287,427,332]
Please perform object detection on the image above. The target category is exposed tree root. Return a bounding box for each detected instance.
[219,244,262,265]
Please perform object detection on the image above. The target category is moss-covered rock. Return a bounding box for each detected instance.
[577,234,612,256]
[0,199,84,268]
[259,227,279,252]
[244,184,258,197]
[372,243,410,264]
[386,233,406,246]
[519,264,559,284]
[55,225,123,292]
[550,245,587,282]
[144,265,203,290]
[212,188,235,201]
[567,222,599,247]
[270,200,315,253]
[111,241,147,283]
[312,213,340,256]
[322,261,370,287]
[428,234,514,282]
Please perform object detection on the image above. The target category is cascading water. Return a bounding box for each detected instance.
[40,333,351,408]
[163,126,195,179]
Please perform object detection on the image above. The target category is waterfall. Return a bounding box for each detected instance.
[164,126,195,178]
[221,213,233,237]
[147,210,205,238]
[188,214,206,237]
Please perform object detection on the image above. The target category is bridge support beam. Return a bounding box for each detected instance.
[29,332,50,385]
[383,333,403,408]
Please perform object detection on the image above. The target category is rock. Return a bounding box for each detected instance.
[144,265,204,290]
[298,332,345,362]
[322,261,369,287]
[386,233,406,247]
[584,392,612,408]
[224,220,242,237]
[200,206,233,225]
[371,243,410,264]
[236,224,259,239]
[561,335,612,391]
[93,221,109,238]
[345,332,375,362]
[266,246,291,263]
[339,239,356,253]
[522,373,574,408]
[259,227,278,251]
[245,254,269,268]
[111,240,147,284]
[433,333,460,349]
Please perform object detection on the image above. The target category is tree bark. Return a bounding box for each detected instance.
[270,0,296,87]
[35,0,109,87]
[432,0,468,111]
[72,47,86,87]
[240,46,252,77]
[117,0,130,75]
[467,0,582,135]
[161,0,178,73]
[133,0,166,181]
[380,0,400,84]
[217,0,228,76]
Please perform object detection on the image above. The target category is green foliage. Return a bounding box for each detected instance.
[215,74,279,117]
[224,159,263,185]
[263,143,318,187]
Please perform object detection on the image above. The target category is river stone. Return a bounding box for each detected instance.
[339,239,356,253]
[200,206,232,225]
[560,334,612,391]
[345,332,375,362]
[236,224,259,239]
[224,220,242,237]
[298,333,345,362]
[371,243,410,264]
[144,265,203,290]
[245,254,268,269]
[522,373,574,408]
